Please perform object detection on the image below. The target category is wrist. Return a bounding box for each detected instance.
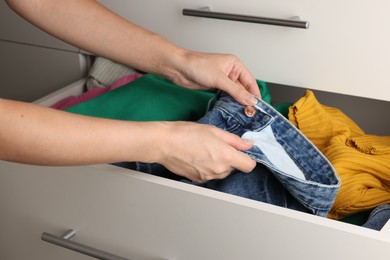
[159,46,193,82]
[128,121,171,164]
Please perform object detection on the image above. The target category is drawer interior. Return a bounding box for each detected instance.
[268,82,390,135]
[4,76,381,260]
[35,78,390,232]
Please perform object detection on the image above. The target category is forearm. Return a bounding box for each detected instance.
[5,0,260,103]
[5,0,186,78]
[0,99,162,165]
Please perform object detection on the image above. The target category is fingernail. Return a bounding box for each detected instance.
[246,95,258,106]
[243,139,254,146]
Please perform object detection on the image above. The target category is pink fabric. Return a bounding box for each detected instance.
[51,73,143,110]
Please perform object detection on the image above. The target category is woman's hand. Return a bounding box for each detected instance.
[151,121,257,182]
[166,51,261,106]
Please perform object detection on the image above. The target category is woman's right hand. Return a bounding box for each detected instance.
[149,121,256,182]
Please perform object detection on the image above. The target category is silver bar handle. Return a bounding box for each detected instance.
[182,8,309,29]
[41,229,130,260]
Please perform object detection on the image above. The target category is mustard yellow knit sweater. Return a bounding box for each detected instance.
[288,90,390,219]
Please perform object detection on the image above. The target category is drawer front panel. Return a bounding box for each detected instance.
[1,161,390,259]
[99,0,390,101]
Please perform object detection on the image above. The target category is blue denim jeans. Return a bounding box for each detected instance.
[114,93,340,217]
[362,204,390,231]
[192,93,340,217]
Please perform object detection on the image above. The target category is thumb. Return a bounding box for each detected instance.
[219,76,258,106]
[233,138,255,151]
[219,130,254,151]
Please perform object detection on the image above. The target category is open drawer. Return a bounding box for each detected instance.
[1,79,390,260]
[1,0,390,259]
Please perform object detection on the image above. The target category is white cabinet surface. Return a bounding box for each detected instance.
[1,1,390,259]
[0,40,83,102]
[0,1,78,52]
[1,161,390,260]
[1,1,84,102]
[99,0,390,102]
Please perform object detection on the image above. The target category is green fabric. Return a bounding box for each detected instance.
[273,102,293,118]
[258,80,271,105]
[65,74,271,122]
[339,210,371,226]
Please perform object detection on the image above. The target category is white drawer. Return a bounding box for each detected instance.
[1,0,389,259]
[1,162,390,260]
[98,0,390,102]
[0,41,83,102]
[0,80,389,259]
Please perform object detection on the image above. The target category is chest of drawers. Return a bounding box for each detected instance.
[1,1,390,259]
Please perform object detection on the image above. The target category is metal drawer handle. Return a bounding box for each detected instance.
[182,7,309,29]
[41,229,129,260]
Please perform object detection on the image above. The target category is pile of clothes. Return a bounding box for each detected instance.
[50,57,390,231]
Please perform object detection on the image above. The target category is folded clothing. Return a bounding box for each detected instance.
[65,73,271,122]
[86,56,138,90]
[117,92,340,217]
[362,204,390,231]
[289,90,390,219]
[51,74,143,110]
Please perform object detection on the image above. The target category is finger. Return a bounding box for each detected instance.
[218,75,258,106]
[238,70,261,98]
[216,129,254,151]
[202,165,234,181]
[230,150,257,173]
[226,62,260,98]
[216,130,257,173]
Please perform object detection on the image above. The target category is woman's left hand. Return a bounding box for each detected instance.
[167,51,261,106]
